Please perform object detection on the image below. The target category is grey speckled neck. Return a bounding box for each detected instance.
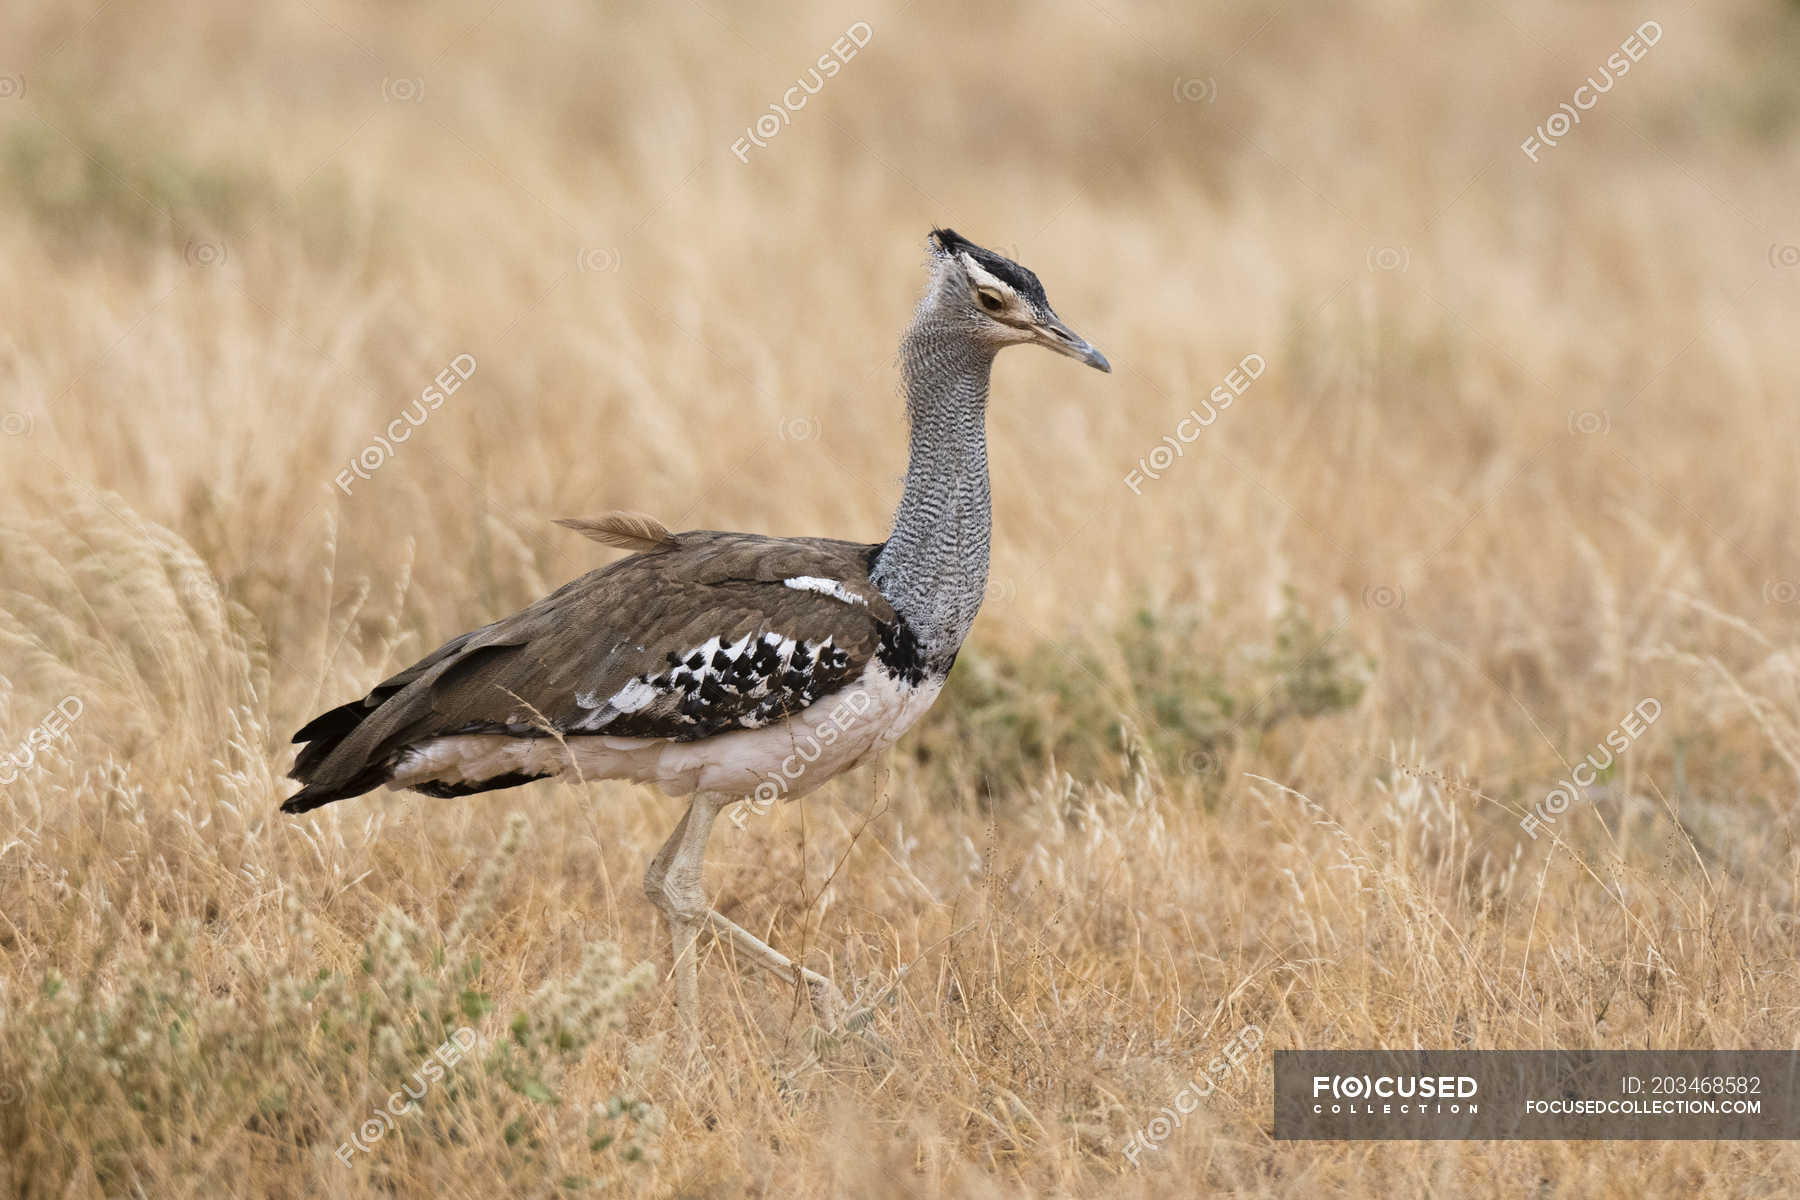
[870,312,997,664]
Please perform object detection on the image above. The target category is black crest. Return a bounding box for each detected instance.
[930,228,1050,310]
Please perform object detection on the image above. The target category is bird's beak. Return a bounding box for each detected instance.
[1035,316,1111,372]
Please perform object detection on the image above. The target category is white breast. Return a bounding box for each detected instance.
[647,659,944,798]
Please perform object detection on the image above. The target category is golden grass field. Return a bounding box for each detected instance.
[3,0,1800,1194]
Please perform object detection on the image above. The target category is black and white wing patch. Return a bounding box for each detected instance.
[570,630,857,740]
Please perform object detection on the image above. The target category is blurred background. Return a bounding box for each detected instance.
[3,1,1799,1195]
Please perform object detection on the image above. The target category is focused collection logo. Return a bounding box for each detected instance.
[1311,1073,1479,1116]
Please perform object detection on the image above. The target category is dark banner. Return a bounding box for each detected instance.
[1274,1050,1800,1139]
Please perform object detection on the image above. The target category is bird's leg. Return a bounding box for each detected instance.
[705,909,849,1029]
[645,793,854,1034]
[642,792,725,1033]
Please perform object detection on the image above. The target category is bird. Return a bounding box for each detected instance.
[282,229,1110,1030]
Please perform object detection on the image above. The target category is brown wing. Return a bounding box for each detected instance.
[282,531,893,812]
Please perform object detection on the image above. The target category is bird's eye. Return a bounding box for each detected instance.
[977,289,1005,313]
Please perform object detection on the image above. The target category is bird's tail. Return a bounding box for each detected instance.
[280,779,379,814]
[282,699,390,813]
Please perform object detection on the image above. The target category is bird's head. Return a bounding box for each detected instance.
[922,228,1110,372]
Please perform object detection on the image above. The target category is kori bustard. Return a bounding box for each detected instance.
[283,229,1110,1028]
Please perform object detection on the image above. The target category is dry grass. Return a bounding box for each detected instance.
[3,0,1800,1195]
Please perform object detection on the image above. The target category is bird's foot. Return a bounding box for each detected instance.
[675,1026,716,1079]
[799,972,894,1061]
